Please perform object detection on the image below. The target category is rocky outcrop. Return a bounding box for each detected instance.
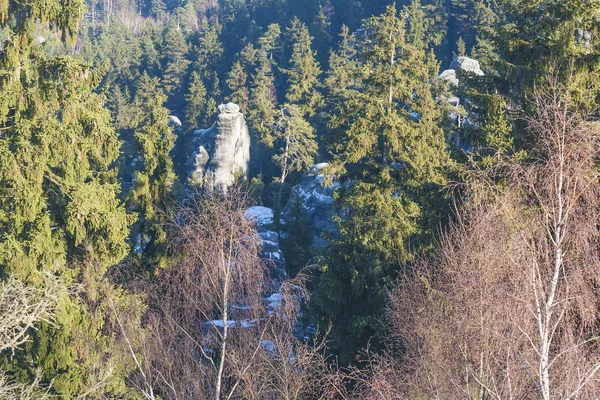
[449,56,484,76]
[168,115,182,128]
[245,206,287,280]
[438,57,485,152]
[438,56,484,87]
[281,163,339,249]
[189,103,250,191]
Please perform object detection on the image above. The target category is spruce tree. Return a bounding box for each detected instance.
[161,22,190,105]
[0,1,142,396]
[314,4,451,364]
[184,71,208,129]
[248,26,281,148]
[310,5,333,66]
[226,60,250,111]
[128,72,177,270]
[283,18,322,118]
[272,104,318,210]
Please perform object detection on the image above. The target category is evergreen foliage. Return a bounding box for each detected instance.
[283,18,322,117]
[3,0,600,392]
[313,3,451,363]
[128,72,177,270]
[0,2,143,397]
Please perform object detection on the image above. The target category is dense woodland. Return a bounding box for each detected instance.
[2,0,600,398]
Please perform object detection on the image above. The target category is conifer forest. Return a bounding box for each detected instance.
[3,0,600,398]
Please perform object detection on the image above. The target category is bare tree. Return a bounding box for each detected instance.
[0,276,57,354]
[125,188,332,399]
[0,274,59,399]
[376,82,600,399]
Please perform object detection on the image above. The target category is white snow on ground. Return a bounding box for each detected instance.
[245,206,274,225]
[204,318,262,329]
[266,251,283,261]
[231,305,254,311]
[260,340,277,353]
[265,293,284,310]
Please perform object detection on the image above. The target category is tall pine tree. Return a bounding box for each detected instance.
[313,3,451,364]
[0,1,143,396]
[283,17,322,118]
[128,73,177,270]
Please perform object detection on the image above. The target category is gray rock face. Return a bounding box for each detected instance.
[575,28,592,49]
[281,163,339,249]
[168,115,182,128]
[439,56,484,87]
[438,69,459,86]
[189,103,250,191]
[438,57,485,152]
[449,56,484,76]
[245,206,287,280]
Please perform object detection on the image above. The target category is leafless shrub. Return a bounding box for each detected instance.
[126,188,332,399]
[373,81,600,399]
[0,275,58,355]
[0,274,59,398]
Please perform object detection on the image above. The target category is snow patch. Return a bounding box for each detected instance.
[245,206,274,226]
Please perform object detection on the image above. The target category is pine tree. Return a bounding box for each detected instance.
[314,4,451,364]
[248,26,281,149]
[456,36,466,56]
[283,18,322,118]
[310,5,333,66]
[258,23,282,62]
[192,22,223,91]
[149,0,167,20]
[128,72,177,270]
[161,22,190,105]
[226,60,250,111]
[272,104,318,210]
[184,71,208,129]
[0,2,142,396]
[140,26,162,76]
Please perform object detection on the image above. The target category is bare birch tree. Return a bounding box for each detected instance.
[128,188,330,399]
[379,83,600,399]
[0,275,59,399]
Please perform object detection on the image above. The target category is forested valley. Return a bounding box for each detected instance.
[2,0,600,398]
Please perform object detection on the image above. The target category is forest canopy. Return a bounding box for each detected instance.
[1,0,600,398]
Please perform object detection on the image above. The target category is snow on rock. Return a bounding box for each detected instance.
[246,206,287,280]
[203,319,262,329]
[245,206,274,226]
[260,340,277,354]
[265,293,284,311]
[281,163,339,249]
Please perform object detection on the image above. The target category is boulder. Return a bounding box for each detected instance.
[438,57,485,153]
[281,163,339,249]
[245,206,287,280]
[438,69,459,86]
[168,115,182,128]
[189,103,250,191]
[439,56,484,87]
[449,56,484,76]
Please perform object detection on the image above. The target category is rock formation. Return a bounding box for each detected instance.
[438,56,485,152]
[168,115,182,128]
[281,163,339,249]
[438,56,484,87]
[189,103,250,191]
[245,206,287,280]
